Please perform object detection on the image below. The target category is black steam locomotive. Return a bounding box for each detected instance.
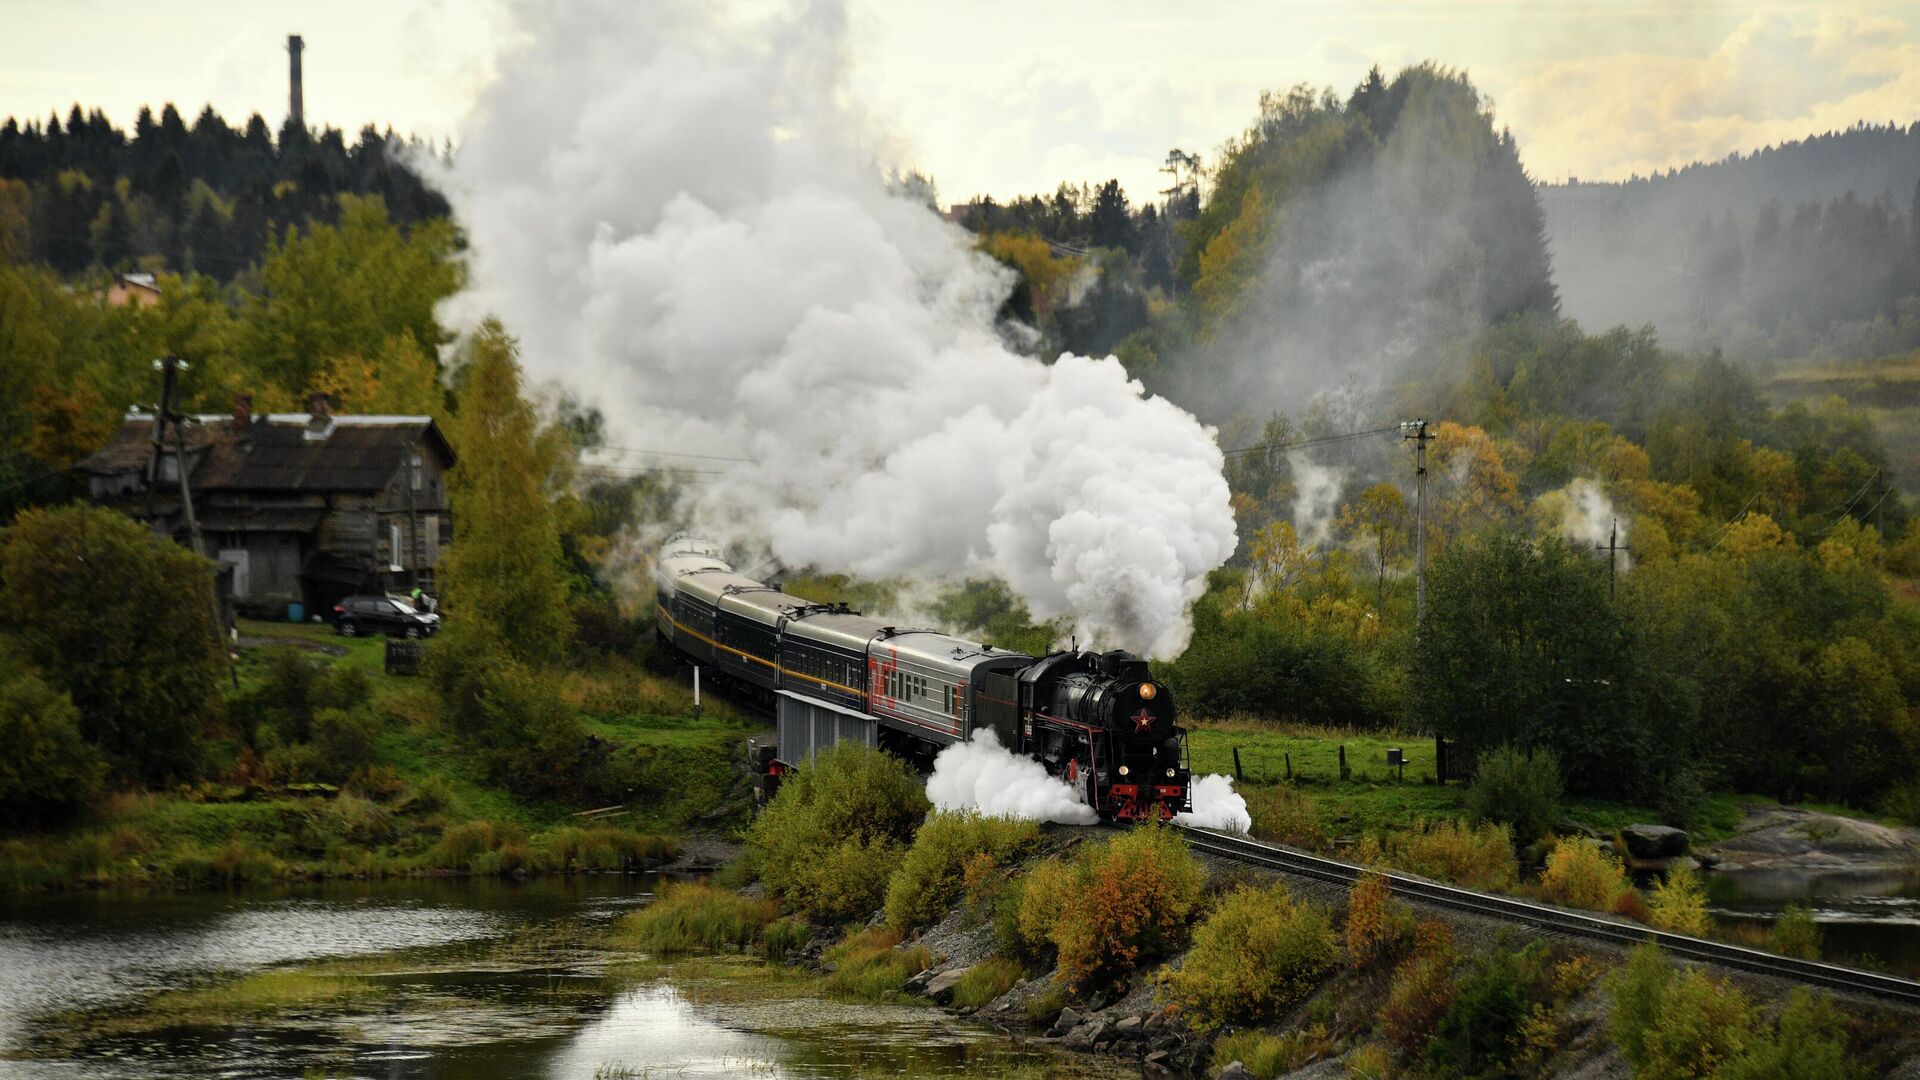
[654,534,1191,820]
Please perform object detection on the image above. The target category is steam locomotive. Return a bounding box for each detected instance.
[652,534,1191,820]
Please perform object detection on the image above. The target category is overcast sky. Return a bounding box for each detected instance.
[3,1,1917,202]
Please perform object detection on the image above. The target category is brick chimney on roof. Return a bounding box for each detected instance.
[232,393,253,430]
[304,392,336,442]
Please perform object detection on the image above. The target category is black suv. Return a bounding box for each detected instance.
[331,595,439,638]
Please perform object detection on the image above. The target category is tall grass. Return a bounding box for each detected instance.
[619,881,778,953]
[821,926,934,1002]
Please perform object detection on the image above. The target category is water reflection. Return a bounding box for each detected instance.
[1709,864,1920,975]
[0,877,1092,1079]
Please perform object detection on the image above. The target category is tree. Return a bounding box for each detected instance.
[437,320,572,664]
[1338,482,1408,614]
[0,645,105,825]
[0,505,222,784]
[1088,179,1133,251]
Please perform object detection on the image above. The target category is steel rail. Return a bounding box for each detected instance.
[1174,823,1920,1006]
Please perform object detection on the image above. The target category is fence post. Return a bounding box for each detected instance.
[1339,745,1349,781]
[1232,746,1243,781]
[1285,752,1292,781]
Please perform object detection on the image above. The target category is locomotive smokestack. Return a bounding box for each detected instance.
[287,34,304,131]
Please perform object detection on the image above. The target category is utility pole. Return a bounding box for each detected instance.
[152,357,238,689]
[1403,419,1431,630]
[287,35,304,131]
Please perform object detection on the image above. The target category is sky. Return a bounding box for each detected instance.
[2,0,1918,202]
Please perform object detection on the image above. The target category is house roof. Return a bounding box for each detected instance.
[74,413,454,493]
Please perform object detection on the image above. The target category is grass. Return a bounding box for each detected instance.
[821,926,935,1003]
[617,881,778,954]
[951,957,1022,1009]
[68,969,384,1034]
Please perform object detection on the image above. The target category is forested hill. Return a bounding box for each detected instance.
[0,103,448,280]
[1540,123,1920,362]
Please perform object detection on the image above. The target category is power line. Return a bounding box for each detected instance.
[1222,424,1407,459]
[589,445,751,463]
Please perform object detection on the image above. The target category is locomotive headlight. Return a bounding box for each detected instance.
[1118,765,1130,777]
[1166,768,1176,778]
[1138,682,1158,701]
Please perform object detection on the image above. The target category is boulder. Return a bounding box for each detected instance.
[1112,1014,1144,1039]
[1048,1006,1081,1037]
[1218,1064,1252,1080]
[924,966,969,1003]
[1143,1010,1167,1034]
[1621,823,1689,859]
[1065,1019,1110,1050]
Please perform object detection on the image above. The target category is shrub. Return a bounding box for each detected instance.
[1023,982,1069,1024]
[431,820,500,868]
[1611,887,1651,923]
[1344,872,1411,969]
[1426,954,1533,1077]
[1050,826,1205,992]
[1381,942,1458,1051]
[1648,865,1710,936]
[621,881,777,953]
[1158,883,1336,1032]
[0,505,224,785]
[1467,744,1563,844]
[883,811,1039,930]
[745,743,930,922]
[1390,820,1517,891]
[1009,857,1074,961]
[1717,989,1851,1080]
[1540,841,1628,911]
[1610,943,1753,1080]
[1770,905,1823,960]
[310,661,373,712]
[1247,784,1330,851]
[1344,1042,1395,1079]
[821,926,933,1001]
[0,651,104,826]
[311,708,378,782]
[951,957,1022,1009]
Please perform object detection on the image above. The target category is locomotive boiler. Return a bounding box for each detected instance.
[652,534,1191,820]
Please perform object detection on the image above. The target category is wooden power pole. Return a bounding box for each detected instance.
[152,357,238,688]
[1404,419,1431,629]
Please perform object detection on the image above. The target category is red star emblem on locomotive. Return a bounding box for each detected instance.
[1132,709,1155,733]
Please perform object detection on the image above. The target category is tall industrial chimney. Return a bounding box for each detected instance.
[287,34,304,131]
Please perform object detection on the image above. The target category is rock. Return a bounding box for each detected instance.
[1218,1064,1252,1080]
[1621,823,1689,859]
[1144,1049,1172,1073]
[1143,1009,1167,1034]
[1112,1015,1143,1038]
[1556,817,1602,840]
[1048,1006,1081,1037]
[924,966,969,1003]
[1064,1019,1110,1050]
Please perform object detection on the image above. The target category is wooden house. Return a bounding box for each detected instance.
[75,394,455,617]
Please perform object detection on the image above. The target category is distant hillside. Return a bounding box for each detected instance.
[1540,124,1920,361]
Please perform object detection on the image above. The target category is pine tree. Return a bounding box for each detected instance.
[437,320,572,664]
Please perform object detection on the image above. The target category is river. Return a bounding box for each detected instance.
[0,876,1101,1079]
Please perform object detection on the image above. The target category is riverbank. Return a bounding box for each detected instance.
[0,619,759,891]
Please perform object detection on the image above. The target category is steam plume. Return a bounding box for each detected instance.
[1175,773,1252,833]
[436,0,1235,657]
[926,729,1097,825]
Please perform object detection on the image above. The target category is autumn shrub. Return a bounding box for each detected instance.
[1648,865,1710,935]
[621,881,777,953]
[431,820,499,867]
[1049,825,1205,991]
[821,926,934,1001]
[883,811,1039,930]
[1770,904,1823,959]
[1540,840,1629,911]
[1388,820,1517,891]
[1610,944,1754,1080]
[1426,948,1555,1078]
[1611,887,1651,923]
[746,743,930,922]
[951,957,1022,1009]
[1157,882,1336,1031]
[1344,1042,1395,1079]
[1247,783,1329,851]
[1344,872,1411,969]
[1716,989,1852,1080]
[1381,934,1458,1051]
[1466,744,1563,844]
[1005,856,1073,961]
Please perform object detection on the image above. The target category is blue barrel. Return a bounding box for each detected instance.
[287,602,306,623]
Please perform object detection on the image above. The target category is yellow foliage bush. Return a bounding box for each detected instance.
[1157,882,1336,1032]
[1540,840,1628,911]
[882,811,1039,930]
[1648,865,1710,936]
[1050,826,1205,991]
[1388,820,1517,891]
[1247,784,1330,851]
[1344,872,1410,969]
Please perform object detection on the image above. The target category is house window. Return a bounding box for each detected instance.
[390,523,405,570]
[410,451,422,491]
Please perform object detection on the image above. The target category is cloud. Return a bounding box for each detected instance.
[1500,7,1920,182]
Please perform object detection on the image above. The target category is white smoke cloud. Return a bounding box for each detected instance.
[1289,453,1346,549]
[1175,773,1251,833]
[926,728,1098,825]
[1538,478,1630,569]
[436,0,1235,658]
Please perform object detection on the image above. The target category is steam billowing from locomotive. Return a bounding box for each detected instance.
[437,0,1236,657]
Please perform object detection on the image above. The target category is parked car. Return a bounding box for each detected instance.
[331,595,440,638]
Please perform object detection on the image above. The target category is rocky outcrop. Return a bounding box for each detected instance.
[1705,806,1920,871]
[1620,823,1688,859]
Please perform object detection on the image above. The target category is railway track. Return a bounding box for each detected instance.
[1174,823,1920,1007]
